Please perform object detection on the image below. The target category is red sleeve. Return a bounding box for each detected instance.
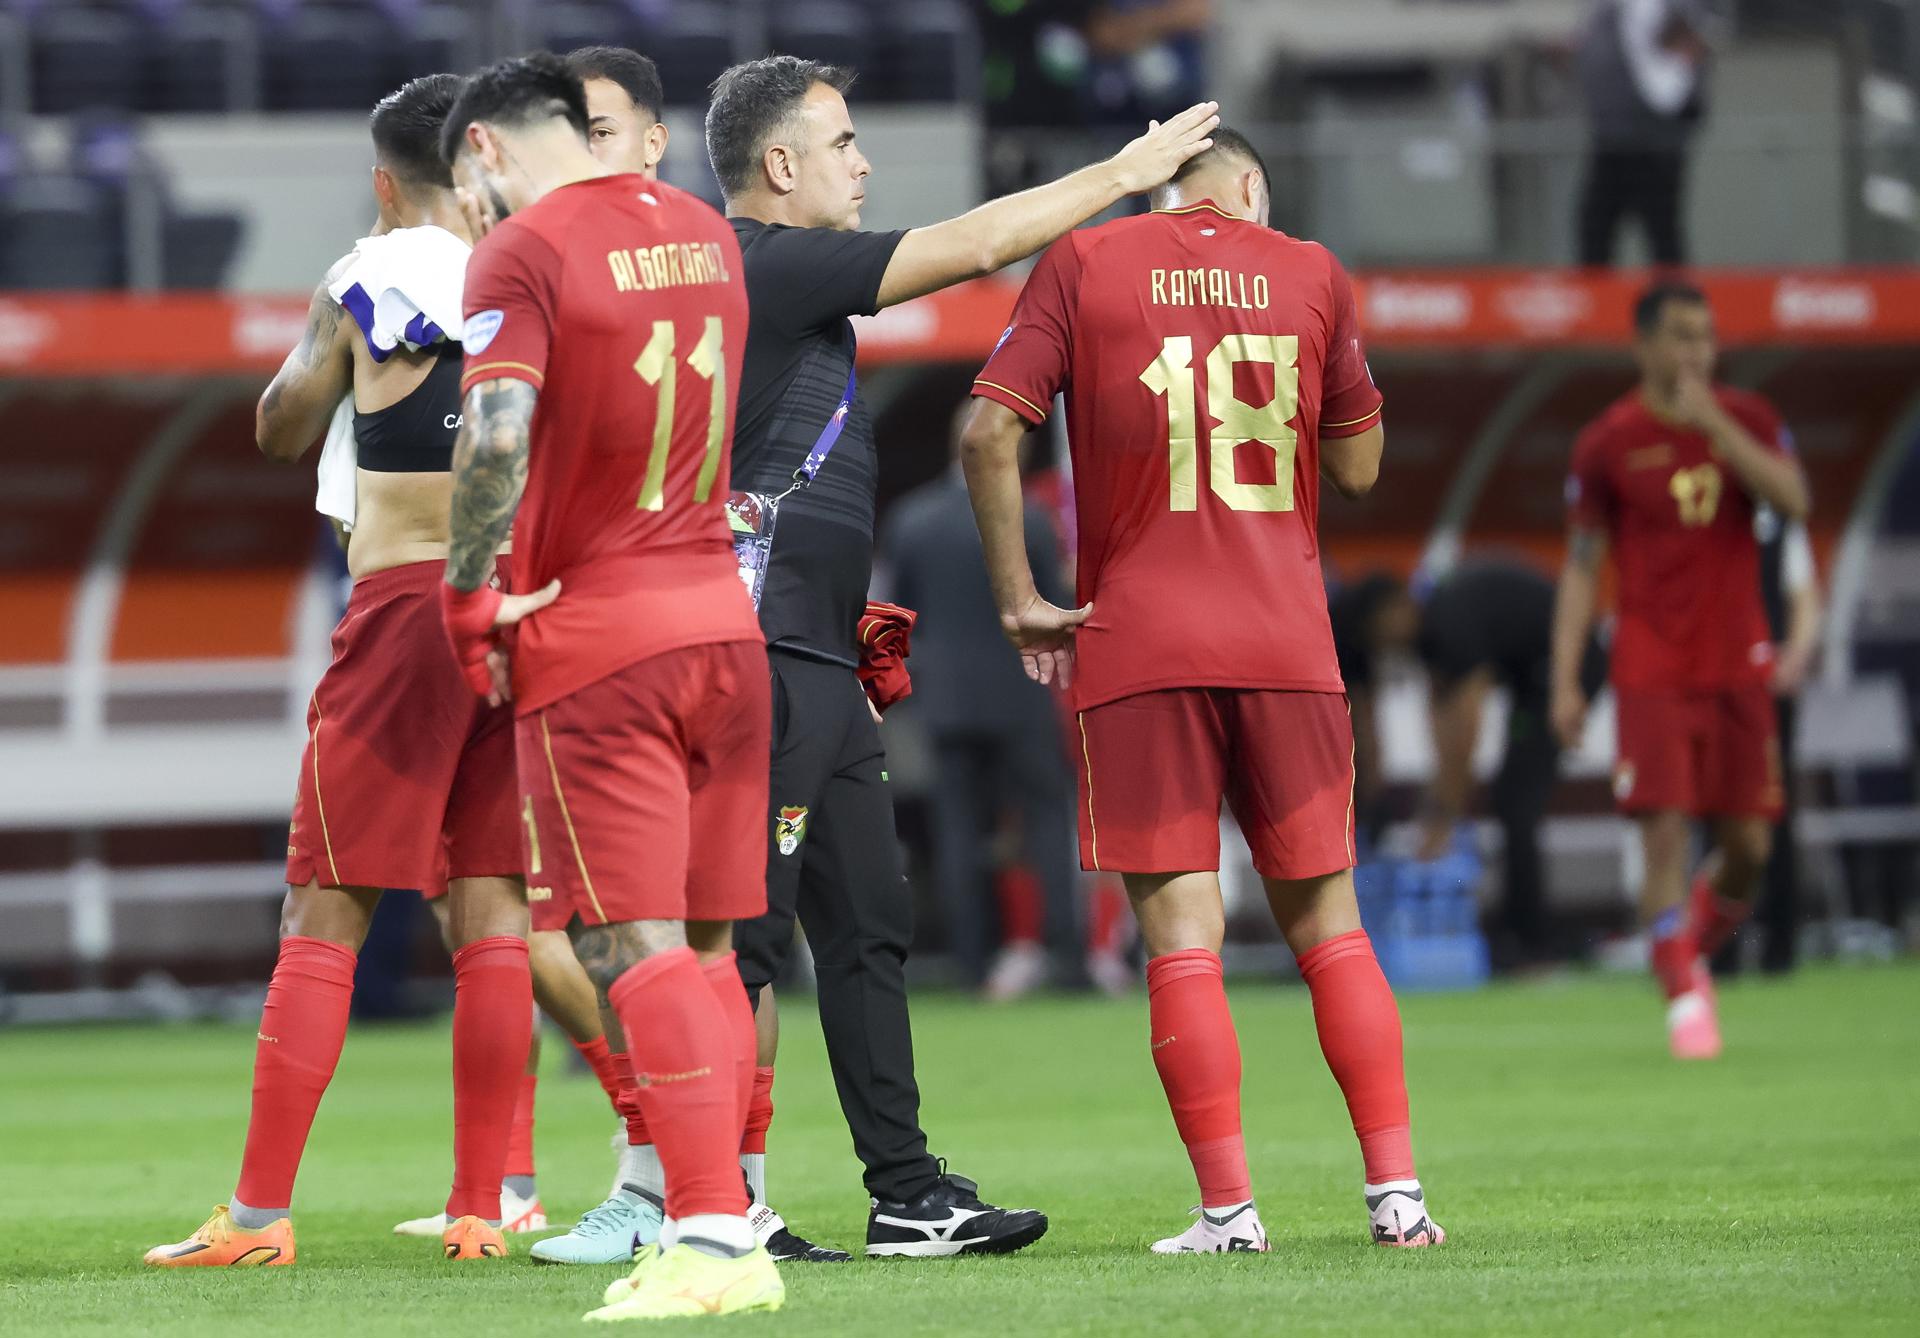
[1320,249,1383,438]
[1727,391,1793,458]
[971,236,1081,425]
[460,221,562,394]
[1567,423,1615,532]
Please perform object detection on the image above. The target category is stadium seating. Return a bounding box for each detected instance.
[767,3,877,90]
[0,173,124,288]
[0,115,244,292]
[27,3,147,114]
[874,0,978,104]
[11,0,986,113]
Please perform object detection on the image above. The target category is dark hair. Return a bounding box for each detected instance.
[440,52,590,166]
[1153,125,1269,208]
[1633,278,1709,335]
[705,55,856,199]
[371,73,461,190]
[565,45,664,124]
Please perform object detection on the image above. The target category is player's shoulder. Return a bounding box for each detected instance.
[1579,391,1650,452]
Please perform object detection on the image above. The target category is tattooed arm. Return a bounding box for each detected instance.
[446,377,538,590]
[440,376,559,704]
[256,261,354,463]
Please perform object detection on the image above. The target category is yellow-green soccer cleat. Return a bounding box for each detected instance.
[583,1242,784,1322]
[600,1242,663,1307]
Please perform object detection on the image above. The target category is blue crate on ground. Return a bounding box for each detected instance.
[1353,843,1490,992]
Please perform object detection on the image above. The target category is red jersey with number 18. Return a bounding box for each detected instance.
[460,175,759,714]
[972,202,1382,711]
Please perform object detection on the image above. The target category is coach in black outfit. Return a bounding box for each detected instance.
[706,55,1217,1258]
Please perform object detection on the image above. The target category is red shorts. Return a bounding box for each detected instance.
[1075,688,1355,880]
[1613,683,1783,819]
[286,560,519,893]
[518,639,770,928]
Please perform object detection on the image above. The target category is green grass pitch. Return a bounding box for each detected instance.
[6,963,1918,1335]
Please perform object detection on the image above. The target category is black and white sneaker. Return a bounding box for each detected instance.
[865,1170,1049,1258]
[748,1201,851,1263]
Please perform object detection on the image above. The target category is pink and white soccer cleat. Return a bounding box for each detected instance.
[1667,981,1723,1060]
[1150,1202,1270,1254]
[1368,1182,1446,1247]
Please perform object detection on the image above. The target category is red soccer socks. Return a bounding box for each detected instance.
[608,948,749,1222]
[1145,948,1251,1208]
[1649,907,1698,1000]
[700,952,756,1149]
[742,1066,775,1156]
[572,1034,628,1120]
[445,935,533,1223]
[1297,930,1415,1186]
[504,1072,537,1182]
[1688,872,1753,960]
[233,936,357,1213]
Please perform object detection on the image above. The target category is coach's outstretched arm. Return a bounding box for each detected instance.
[1549,525,1607,749]
[959,399,1089,688]
[874,102,1220,309]
[256,271,352,462]
[441,378,560,704]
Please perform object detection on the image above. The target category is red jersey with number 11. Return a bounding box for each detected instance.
[460,175,759,714]
[972,202,1382,710]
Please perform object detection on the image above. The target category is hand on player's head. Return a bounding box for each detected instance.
[1112,101,1220,195]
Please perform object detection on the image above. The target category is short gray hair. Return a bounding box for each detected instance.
[705,55,855,199]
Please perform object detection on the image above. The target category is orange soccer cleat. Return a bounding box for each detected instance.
[143,1205,295,1268]
[442,1215,509,1261]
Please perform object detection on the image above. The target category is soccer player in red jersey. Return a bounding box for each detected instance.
[1550,281,1809,1060]
[143,74,538,1269]
[962,129,1443,1252]
[438,56,782,1320]
[396,46,679,1252]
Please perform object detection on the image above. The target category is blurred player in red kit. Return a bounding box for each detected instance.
[961,128,1444,1253]
[144,73,534,1271]
[438,55,782,1321]
[1550,281,1809,1060]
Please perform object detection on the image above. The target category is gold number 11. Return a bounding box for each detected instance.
[633,316,727,511]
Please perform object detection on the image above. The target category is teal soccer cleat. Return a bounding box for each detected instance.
[528,1189,663,1265]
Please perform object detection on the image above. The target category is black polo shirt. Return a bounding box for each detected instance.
[729,217,907,666]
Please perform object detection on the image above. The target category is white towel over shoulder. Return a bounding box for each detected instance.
[315,225,472,528]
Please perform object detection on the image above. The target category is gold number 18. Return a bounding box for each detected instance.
[1139,333,1301,513]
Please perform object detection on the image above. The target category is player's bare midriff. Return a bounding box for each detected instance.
[343,341,506,580]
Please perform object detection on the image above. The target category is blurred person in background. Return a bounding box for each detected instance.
[1575,0,1723,266]
[1552,279,1808,1060]
[144,74,538,1271]
[1743,509,1822,974]
[881,402,1086,1000]
[1330,561,1608,971]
